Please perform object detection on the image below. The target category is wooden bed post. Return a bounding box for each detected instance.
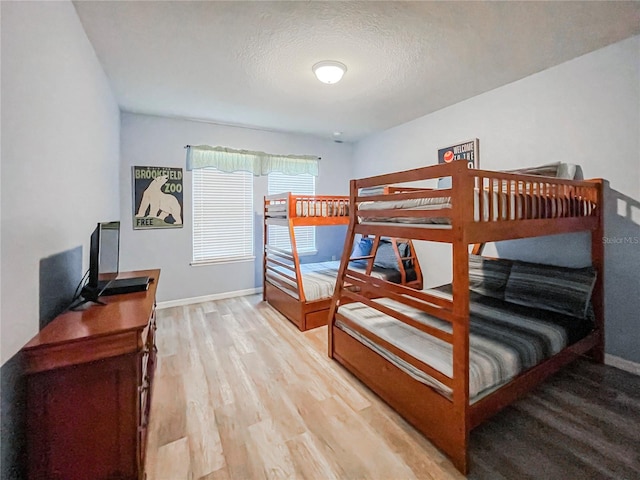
[263,196,268,301]
[450,162,473,474]
[589,179,606,363]
[328,180,358,357]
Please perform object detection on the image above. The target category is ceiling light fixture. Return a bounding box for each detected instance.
[313,61,347,84]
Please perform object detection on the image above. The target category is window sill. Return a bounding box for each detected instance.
[297,250,318,257]
[191,256,256,267]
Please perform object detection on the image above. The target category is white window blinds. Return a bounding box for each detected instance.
[192,169,254,264]
[268,172,316,253]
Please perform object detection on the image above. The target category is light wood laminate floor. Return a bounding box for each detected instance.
[145,295,640,480]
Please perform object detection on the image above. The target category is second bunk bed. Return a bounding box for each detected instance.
[328,160,604,474]
[263,192,423,331]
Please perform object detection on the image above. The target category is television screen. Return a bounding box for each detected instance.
[98,221,119,284]
[82,221,120,303]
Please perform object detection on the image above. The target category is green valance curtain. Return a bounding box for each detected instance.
[186,145,320,176]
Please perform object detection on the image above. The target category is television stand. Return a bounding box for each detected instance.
[100,276,150,296]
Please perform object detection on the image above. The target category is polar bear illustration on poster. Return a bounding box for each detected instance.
[136,175,182,224]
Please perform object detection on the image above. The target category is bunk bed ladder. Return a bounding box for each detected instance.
[288,217,306,303]
[365,235,382,277]
[406,240,424,289]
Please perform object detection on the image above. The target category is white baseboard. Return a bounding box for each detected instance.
[605,354,640,376]
[156,287,262,309]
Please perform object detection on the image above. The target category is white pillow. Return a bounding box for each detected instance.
[504,162,579,180]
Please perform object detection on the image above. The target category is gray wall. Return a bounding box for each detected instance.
[119,113,353,302]
[352,36,640,363]
[0,0,121,364]
[1,1,121,478]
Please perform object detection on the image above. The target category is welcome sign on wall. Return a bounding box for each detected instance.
[132,166,184,229]
[436,139,479,188]
[437,138,479,169]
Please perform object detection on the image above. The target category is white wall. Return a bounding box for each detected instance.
[0,1,121,364]
[353,36,640,362]
[119,113,353,302]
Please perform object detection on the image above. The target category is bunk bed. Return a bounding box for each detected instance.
[263,192,423,331]
[327,161,604,474]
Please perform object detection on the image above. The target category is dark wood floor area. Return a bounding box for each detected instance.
[469,359,640,479]
[145,295,640,480]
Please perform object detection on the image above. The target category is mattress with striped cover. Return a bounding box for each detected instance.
[335,286,593,403]
[266,260,390,302]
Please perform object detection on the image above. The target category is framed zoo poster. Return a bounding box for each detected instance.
[132,166,183,229]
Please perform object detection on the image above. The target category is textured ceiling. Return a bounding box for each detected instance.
[73,1,640,142]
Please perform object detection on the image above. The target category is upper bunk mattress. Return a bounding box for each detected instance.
[266,200,349,218]
[357,189,596,225]
[335,287,593,403]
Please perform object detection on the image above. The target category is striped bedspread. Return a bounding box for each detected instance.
[336,288,592,403]
[267,261,387,302]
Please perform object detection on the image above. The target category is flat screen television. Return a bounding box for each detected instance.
[80,221,120,304]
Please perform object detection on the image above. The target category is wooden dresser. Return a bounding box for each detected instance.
[22,269,160,480]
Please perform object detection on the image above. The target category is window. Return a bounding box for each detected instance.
[192,169,254,264]
[268,172,316,253]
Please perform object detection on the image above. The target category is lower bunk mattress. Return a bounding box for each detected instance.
[267,260,417,302]
[335,286,593,403]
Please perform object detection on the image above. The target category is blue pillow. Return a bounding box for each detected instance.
[350,237,373,266]
[374,241,401,270]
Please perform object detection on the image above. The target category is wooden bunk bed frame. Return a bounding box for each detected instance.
[328,161,604,474]
[263,192,423,331]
